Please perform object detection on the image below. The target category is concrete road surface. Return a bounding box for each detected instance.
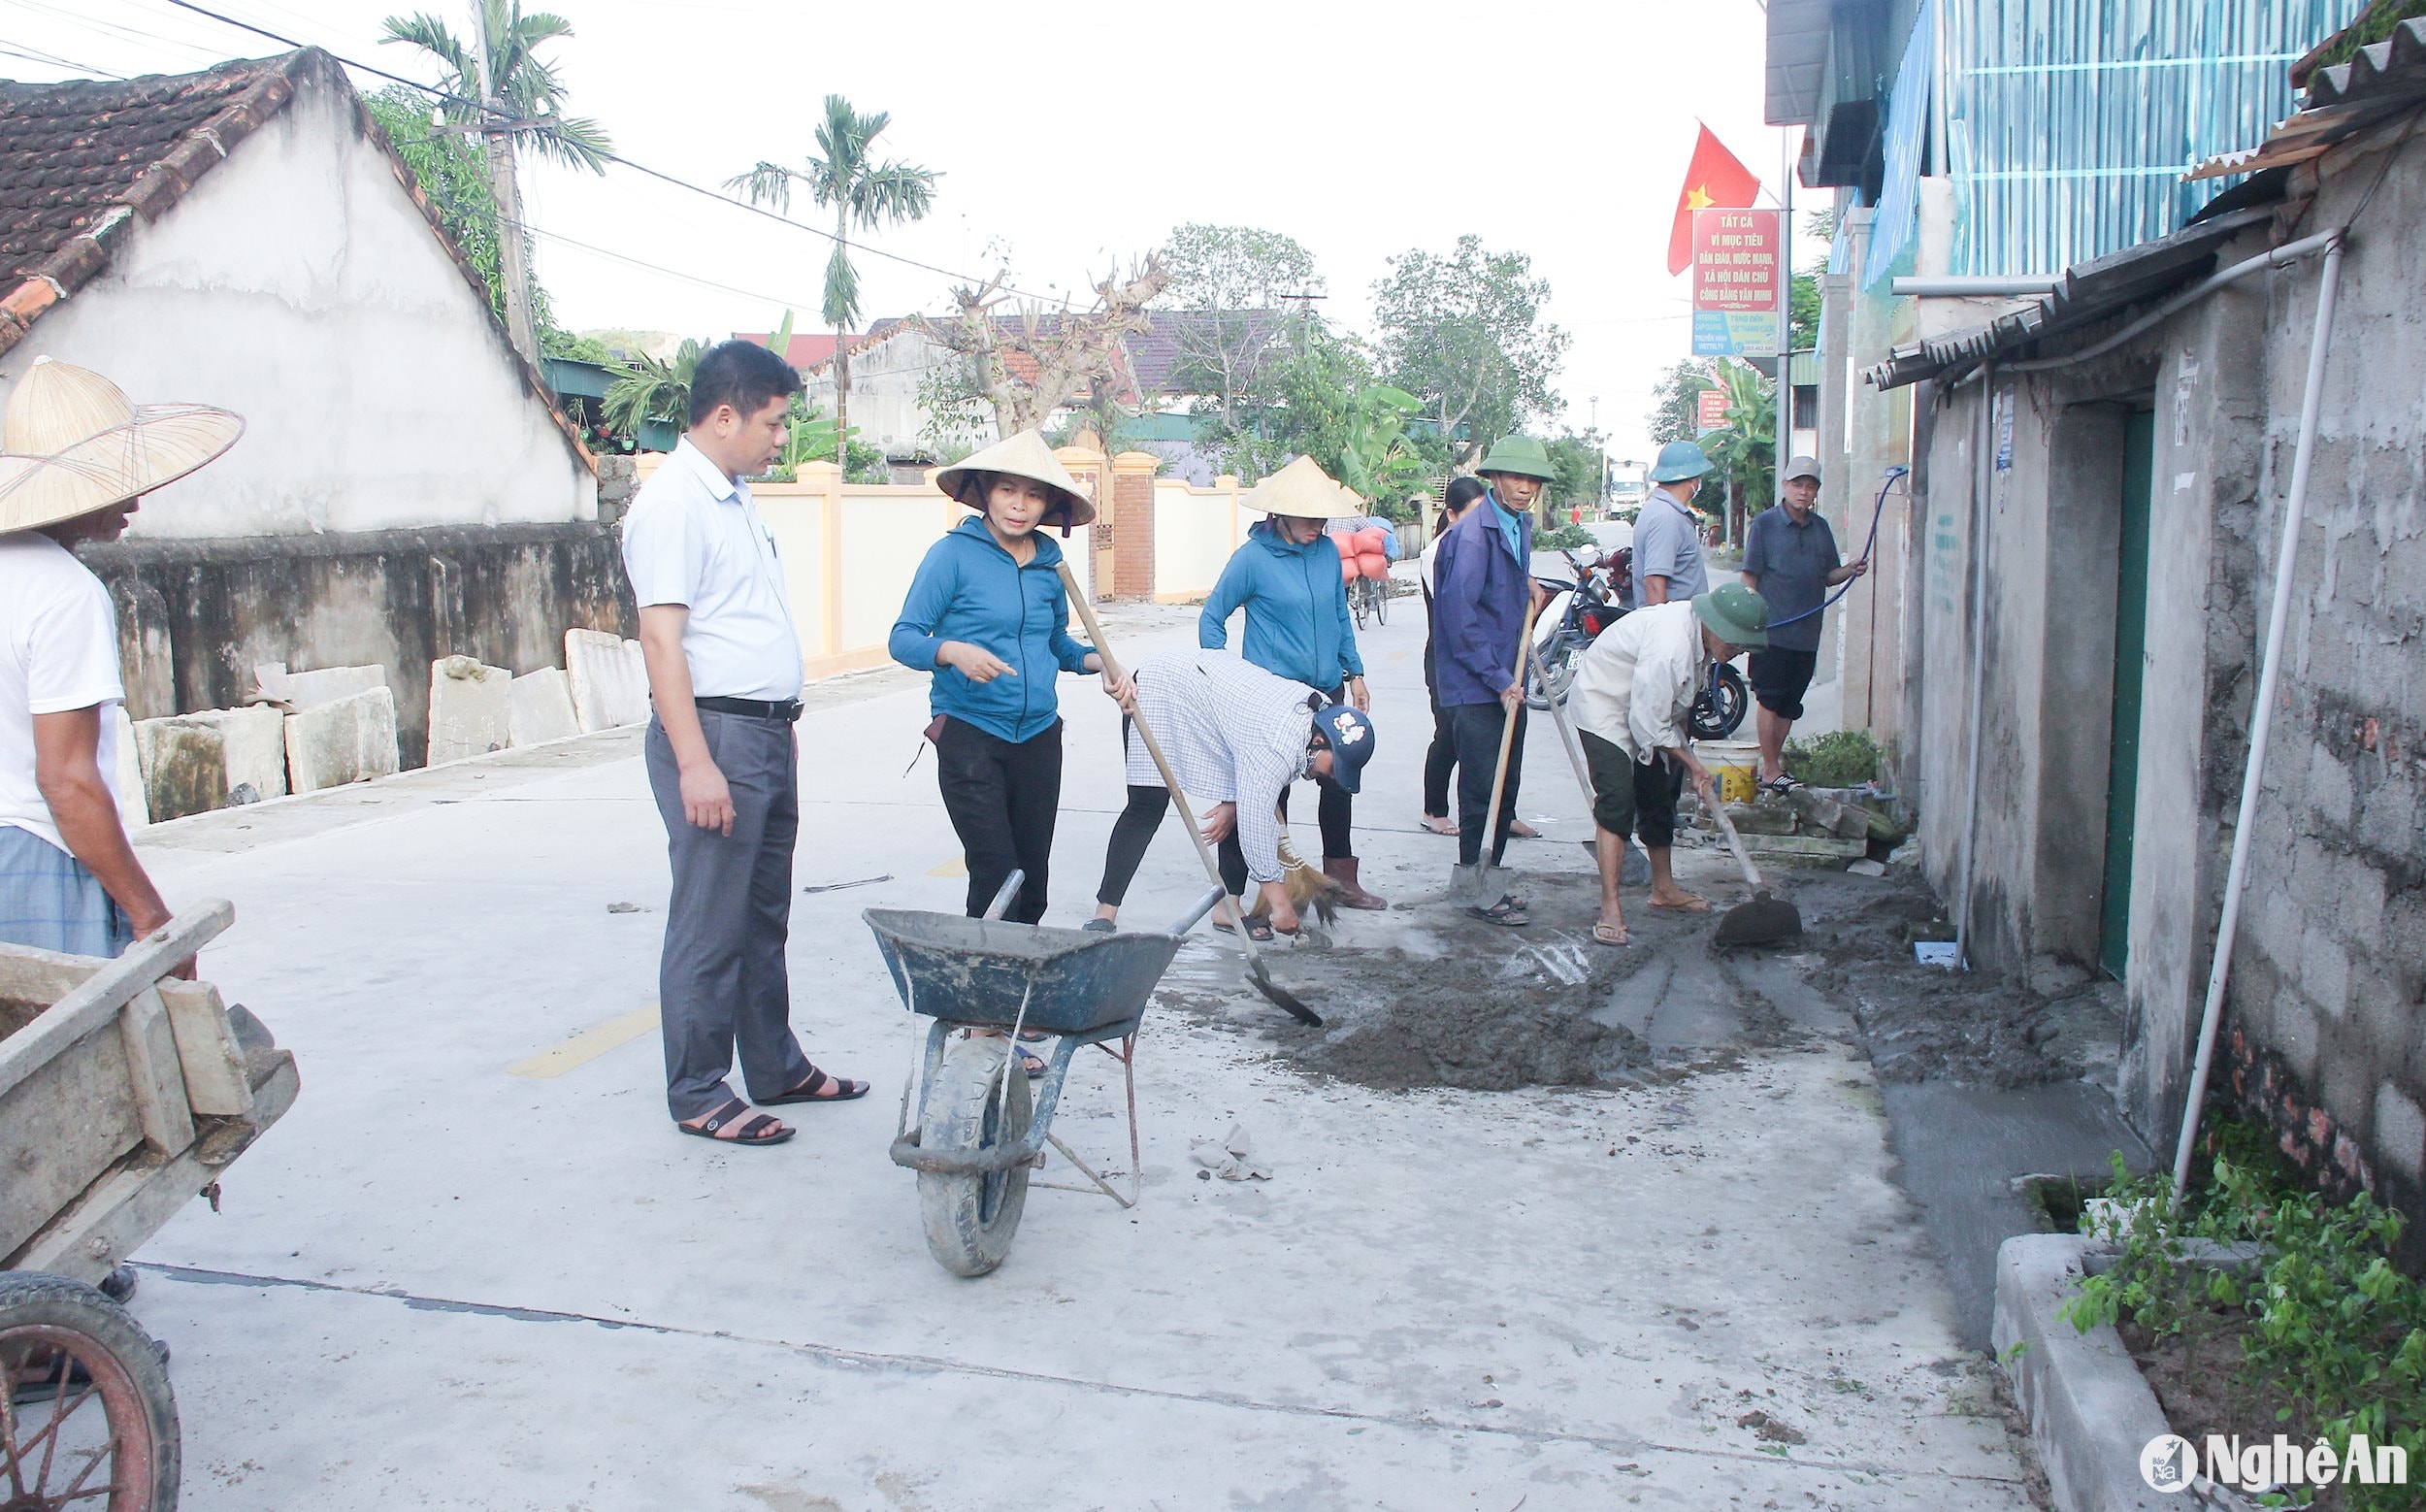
[125,594,2039,1510]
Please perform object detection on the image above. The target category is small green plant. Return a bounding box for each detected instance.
[2062,1151,2426,1510]
[1782,730,1881,788]
[1535,523,1593,551]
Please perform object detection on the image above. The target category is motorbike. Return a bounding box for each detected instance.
[1525,542,1749,741]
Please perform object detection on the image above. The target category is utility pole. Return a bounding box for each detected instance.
[1590,395,1605,516]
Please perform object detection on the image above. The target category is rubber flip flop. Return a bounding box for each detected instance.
[1591,921,1630,946]
[1466,897,1530,927]
[759,1068,870,1106]
[1081,918,1117,934]
[1647,896,1714,914]
[677,1099,793,1145]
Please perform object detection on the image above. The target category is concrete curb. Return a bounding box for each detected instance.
[1992,1233,2177,1511]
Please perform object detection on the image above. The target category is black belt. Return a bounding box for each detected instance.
[696,695,803,722]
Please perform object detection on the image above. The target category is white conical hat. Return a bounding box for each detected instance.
[0,357,244,533]
[932,429,1096,527]
[1241,454,1348,519]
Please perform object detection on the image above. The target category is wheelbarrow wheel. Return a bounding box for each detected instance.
[0,1270,180,1512]
[917,1035,1033,1277]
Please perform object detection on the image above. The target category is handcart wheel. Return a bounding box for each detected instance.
[917,1035,1033,1277]
[0,1271,180,1512]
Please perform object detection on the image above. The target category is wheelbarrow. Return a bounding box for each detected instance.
[2,901,298,1511]
[865,876,1226,1277]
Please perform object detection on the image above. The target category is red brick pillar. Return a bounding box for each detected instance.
[1110,451,1160,601]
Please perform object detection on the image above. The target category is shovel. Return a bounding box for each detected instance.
[1709,800,1804,946]
[1055,564,1323,1027]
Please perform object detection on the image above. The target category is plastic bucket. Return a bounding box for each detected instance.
[1695,740,1760,805]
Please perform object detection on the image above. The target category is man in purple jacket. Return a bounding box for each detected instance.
[1431,435,1556,925]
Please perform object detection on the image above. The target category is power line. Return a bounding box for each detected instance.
[495,214,830,320]
[154,0,1068,304]
[0,40,125,78]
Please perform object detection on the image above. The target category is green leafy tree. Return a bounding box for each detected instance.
[1647,358,1717,448]
[1546,431,1607,514]
[380,2,610,365]
[729,96,937,451]
[1156,224,1321,459]
[1370,235,1570,465]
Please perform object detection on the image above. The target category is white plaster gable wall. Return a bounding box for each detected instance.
[3,75,594,538]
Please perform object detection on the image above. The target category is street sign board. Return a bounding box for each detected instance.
[1695,388,1728,433]
[1690,208,1781,358]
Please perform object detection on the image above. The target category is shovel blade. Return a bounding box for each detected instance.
[1248,960,1324,1026]
[1714,890,1803,947]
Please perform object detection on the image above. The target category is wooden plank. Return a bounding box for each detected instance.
[117,986,196,1156]
[0,1024,142,1260]
[8,1158,176,1288]
[0,902,230,1104]
[0,946,102,1037]
[156,980,253,1117]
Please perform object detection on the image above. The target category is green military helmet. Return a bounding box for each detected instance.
[1476,434,1557,480]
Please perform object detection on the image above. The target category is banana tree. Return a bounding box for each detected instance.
[1697,358,1778,536]
[603,338,704,436]
[1333,383,1427,509]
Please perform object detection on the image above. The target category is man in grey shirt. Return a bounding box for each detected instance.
[1739,455,1867,792]
[1631,440,1715,608]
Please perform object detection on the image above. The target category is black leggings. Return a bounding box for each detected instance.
[934,716,1062,924]
[1423,640,1457,817]
[1095,780,1348,907]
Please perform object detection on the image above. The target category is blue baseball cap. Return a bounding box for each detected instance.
[1310,703,1377,793]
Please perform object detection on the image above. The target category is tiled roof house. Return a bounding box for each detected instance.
[0,49,628,768]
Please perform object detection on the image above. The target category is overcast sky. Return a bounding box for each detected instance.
[9,0,1819,463]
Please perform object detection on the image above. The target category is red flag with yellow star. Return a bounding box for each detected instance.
[1668,125,1762,276]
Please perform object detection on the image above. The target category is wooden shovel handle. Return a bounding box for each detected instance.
[1054,564,1262,952]
[1482,594,1544,858]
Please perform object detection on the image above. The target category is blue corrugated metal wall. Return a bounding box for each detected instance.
[1946,0,2360,276]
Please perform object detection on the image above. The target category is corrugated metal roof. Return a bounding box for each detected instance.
[1861,199,2278,389]
[1942,0,2353,277]
[2190,17,2426,180]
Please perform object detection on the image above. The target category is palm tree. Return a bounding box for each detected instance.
[727,96,936,448]
[382,2,611,365]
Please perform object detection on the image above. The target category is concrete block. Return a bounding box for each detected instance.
[1992,1233,2177,1512]
[426,655,512,765]
[508,668,580,747]
[2377,1083,2425,1182]
[131,707,281,819]
[258,662,387,710]
[2305,742,2354,830]
[111,706,147,833]
[565,630,649,733]
[134,717,226,822]
[2270,984,2320,1082]
[2298,923,2350,1021]
[184,706,287,803]
[2250,885,2303,971]
[283,686,400,794]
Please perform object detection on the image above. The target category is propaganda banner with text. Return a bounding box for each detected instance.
[1695,388,1728,434]
[1690,208,1781,358]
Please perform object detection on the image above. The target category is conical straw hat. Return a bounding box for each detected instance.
[932,429,1096,527]
[1241,454,1347,519]
[0,357,244,534]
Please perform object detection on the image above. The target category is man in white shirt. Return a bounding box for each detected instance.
[621,341,866,1149]
[0,358,241,965]
[1568,584,1770,945]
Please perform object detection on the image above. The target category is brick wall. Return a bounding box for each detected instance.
[1110,453,1159,600]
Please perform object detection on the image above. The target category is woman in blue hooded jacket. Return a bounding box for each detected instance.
[889,432,1130,925]
[1197,455,1385,909]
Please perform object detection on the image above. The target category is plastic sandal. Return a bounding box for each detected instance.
[677,1099,793,1146]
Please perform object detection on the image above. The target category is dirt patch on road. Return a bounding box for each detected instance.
[1785,867,2124,1089]
[1285,943,1656,1091]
